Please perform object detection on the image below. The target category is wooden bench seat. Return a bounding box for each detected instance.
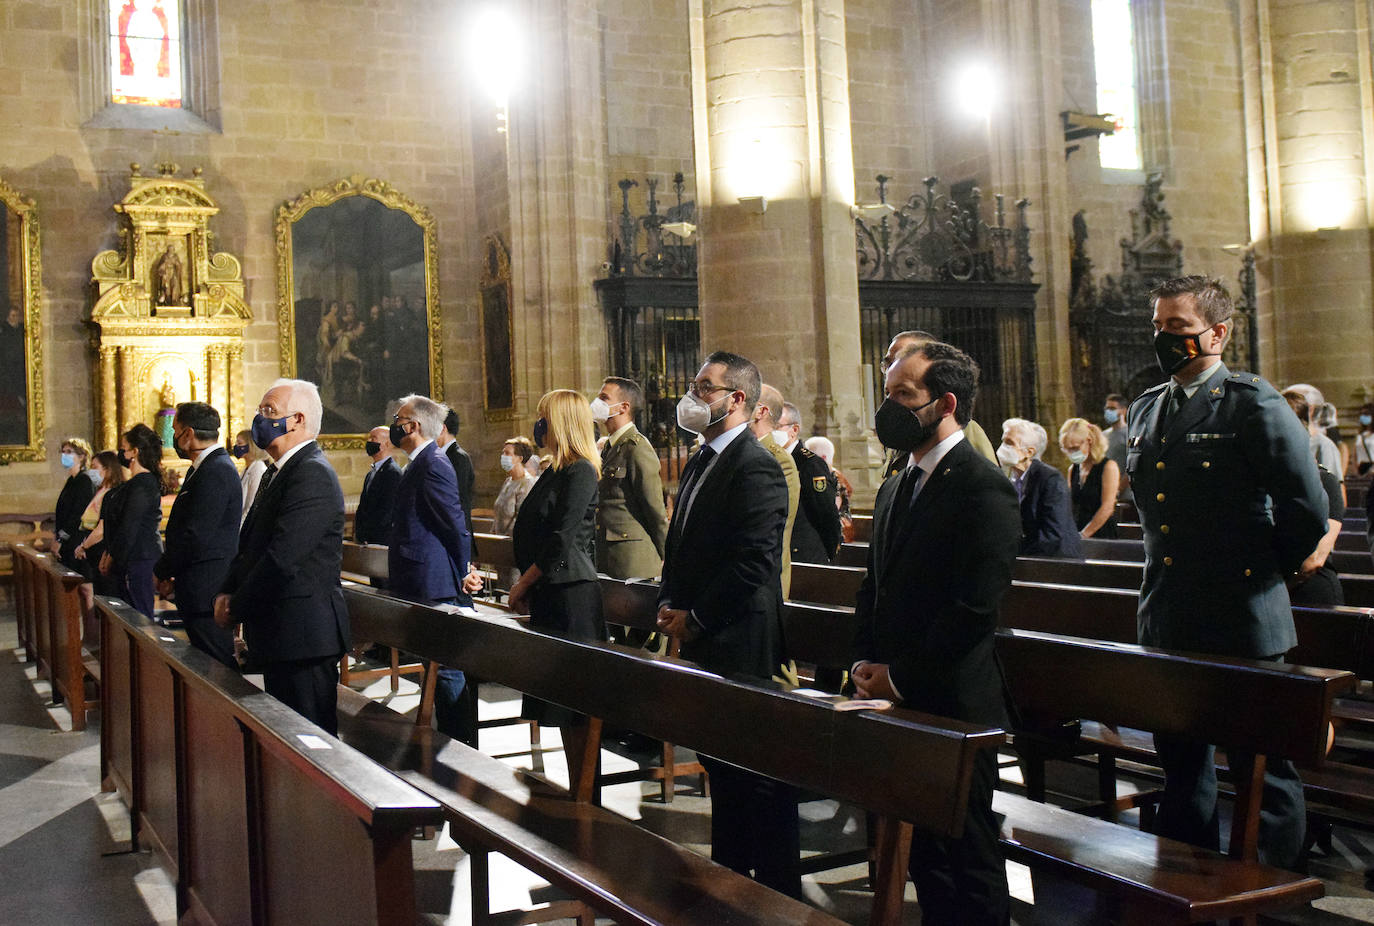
[13,543,98,729]
[338,583,1005,926]
[788,561,865,607]
[337,688,843,926]
[993,790,1324,923]
[98,596,442,925]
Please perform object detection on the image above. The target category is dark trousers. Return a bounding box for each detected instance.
[908,747,1009,926]
[427,597,477,746]
[181,610,239,671]
[263,656,340,736]
[1153,735,1305,868]
[1153,651,1306,870]
[121,558,157,619]
[700,755,802,899]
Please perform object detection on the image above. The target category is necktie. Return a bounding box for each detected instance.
[889,465,922,538]
[672,446,716,535]
[363,466,374,493]
[248,463,278,518]
[1161,384,1187,431]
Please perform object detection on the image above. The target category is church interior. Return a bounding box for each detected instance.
[6,0,1374,923]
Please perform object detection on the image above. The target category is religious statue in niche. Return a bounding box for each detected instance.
[154,244,185,307]
[89,163,251,453]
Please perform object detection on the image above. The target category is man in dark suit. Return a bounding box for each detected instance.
[214,379,349,735]
[353,425,401,544]
[997,418,1082,558]
[1128,275,1327,868]
[389,394,478,745]
[439,407,476,533]
[155,402,242,669]
[777,401,841,563]
[655,350,797,897]
[851,341,1019,926]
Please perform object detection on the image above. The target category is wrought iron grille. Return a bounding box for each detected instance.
[859,283,1040,430]
[594,276,700,484]
[609,173,697,279]
[855,175,1033,283]
[1223,247,1260,373]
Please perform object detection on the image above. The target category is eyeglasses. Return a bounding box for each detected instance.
[392,414,416,424]
[689,381,734,399]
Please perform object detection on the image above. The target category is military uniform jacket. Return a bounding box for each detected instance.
[790,443,841,563]
[1127,364,1327,658]
[596,426,668,579]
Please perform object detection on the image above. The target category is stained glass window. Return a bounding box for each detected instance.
[109,0,183,108]
[1092,0,1140,171]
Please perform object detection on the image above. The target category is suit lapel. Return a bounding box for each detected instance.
[883,441,966,570]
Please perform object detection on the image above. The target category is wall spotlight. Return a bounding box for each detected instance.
[661,221,697,241]
[850,202,896,222]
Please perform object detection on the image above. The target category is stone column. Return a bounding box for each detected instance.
[1241,0,1374,405]
[505,0,610,409]
[688,0,872,490]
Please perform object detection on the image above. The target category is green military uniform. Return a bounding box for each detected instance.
[760,433,799,598]
[596,424,668,579]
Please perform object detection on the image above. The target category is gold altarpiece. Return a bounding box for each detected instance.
[89,164,251,452]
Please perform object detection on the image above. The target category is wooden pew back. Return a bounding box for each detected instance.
[99,597,441,925]
[341,583,1004,837]
[789,561,865,608]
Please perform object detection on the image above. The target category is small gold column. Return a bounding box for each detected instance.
[227,344,244,443]
[98,346,118,450]
[116,346,137,436]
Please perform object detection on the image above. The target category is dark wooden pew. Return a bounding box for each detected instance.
[0,511,54,586]
[833,542,867,567]
[771,599,1332,922]
[789,561,865,608]
[1083,535,1374,574]
[13,544,98,730]
[849,514,872,542]
[338,541,423,693]
[338,584,1004,926]
[98,596,442,925]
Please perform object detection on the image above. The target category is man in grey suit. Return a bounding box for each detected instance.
[1127,275,1327,868]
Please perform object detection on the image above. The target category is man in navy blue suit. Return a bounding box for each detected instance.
[155,402,242,668]
[389,394,478,745]
[215,379,349,733]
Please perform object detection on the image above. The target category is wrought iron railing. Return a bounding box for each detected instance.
[609,172,697,279]
[855,175,1032,284]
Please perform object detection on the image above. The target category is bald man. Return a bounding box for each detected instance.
[354,425,401,544]
[749,383,799,598]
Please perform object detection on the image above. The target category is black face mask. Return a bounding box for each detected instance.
[533,417,549,449]
[364,441,381,457]
[1153,329,1209,375]
[173,434,192,461]
[875,395,942,452]
[388,422,407,446]
[118,449,132,468]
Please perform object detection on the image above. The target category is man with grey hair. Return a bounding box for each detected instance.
[998,417,1081,558]
[388,393,478,745]
[215,378,349,733]
[1284,382,1343,480]
[777,402,841,563]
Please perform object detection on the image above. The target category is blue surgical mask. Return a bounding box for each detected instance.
[60,451,77,469]
[251,413,292,450]
[500,455,515,472]
[1362,414,1372,428]
[1103,408,1119,425]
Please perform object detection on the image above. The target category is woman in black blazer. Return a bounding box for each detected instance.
[100,423,164,619]
[53,437,96,572]
[510,389,604,777]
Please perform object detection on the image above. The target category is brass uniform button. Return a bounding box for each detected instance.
[1202,461,1210,469]
[1156,493,1165,502]
[1164,556,1173,566]
[1156,461,1165,470]
[1244,568,1252,576]
[1160,525,1170,534]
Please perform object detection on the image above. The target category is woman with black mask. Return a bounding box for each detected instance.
[99,424,164,618]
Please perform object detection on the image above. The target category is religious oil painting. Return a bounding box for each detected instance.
[0,178,43,462]
[110,0,184,108]
[276,177,442,446]
[479,234,515,417]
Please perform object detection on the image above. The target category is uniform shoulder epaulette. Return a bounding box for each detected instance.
[1136,382,1169,400]
[797,446,816,460]
[1225,371,1263,390]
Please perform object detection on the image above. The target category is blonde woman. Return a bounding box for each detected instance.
[1058,417,1120,539]
[510,390,605,781]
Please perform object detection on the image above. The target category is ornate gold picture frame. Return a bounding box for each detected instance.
[479,234,515,419]
[0,177,44,463]
[275,176,442,448]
